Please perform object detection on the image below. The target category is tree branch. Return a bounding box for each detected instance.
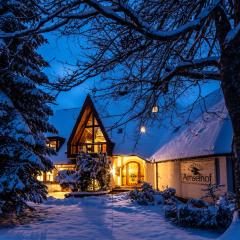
[86,0,222,41]
[0,1,92,38]
[154,57,220,88]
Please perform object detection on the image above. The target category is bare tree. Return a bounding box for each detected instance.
[1,0,240,207]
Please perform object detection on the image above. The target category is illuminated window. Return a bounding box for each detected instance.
[47,140,57,150]
[77,112,107,153]
[80,128,93,143]
[94,127,105,142]
[46,138,64,151]
[152,105,159,113]
[46,171,54,181]
[37,173,44,181]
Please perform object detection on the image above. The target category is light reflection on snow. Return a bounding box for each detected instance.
[0,193,221,240]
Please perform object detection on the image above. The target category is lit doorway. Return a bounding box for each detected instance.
[122,162,141,186]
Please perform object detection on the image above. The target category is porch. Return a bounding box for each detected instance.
[111,155,147,188]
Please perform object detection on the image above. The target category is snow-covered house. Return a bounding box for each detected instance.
[41,89,235,199]
[41,94,154,191]
[151,90,235,199]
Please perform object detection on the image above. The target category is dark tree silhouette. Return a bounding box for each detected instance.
[0,0,55,213]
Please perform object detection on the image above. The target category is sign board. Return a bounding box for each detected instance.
[180,160,215,185]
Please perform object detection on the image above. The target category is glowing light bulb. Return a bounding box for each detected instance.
[152,105,159,113]
[140,126,146,133]
[110,168,115,175]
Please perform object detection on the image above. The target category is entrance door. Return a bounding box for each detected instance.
[126,162,140,186]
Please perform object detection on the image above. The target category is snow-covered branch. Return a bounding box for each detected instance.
[155,57,220,84]
[0,0,222,41]
[175,57,220,69]
[224,23,240,46]
[0,1,97,38]
[86,0,221,40]
[177,70,221,80]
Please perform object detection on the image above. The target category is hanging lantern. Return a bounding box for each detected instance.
[140,126,146,133]
[152,105,159,113]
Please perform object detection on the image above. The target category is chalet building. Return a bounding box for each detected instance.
[42,89,235,199]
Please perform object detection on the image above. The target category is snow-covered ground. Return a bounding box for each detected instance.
[0,193,221,240]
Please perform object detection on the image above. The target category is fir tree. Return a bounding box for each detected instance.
[76,153,111,191]
[0,0,56,214]
[56,153,111,192]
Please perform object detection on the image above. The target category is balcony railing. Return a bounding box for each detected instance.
[69,143,107,157]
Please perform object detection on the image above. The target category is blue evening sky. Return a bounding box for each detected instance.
[39,33,220,110]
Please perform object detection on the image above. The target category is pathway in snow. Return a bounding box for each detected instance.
[0,193,221,240]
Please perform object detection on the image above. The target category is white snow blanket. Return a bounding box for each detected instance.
[0,193,220,240]
[218,211,240,240]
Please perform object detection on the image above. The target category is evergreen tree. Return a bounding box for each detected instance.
[76,153,111,191]
[56,153,111,192]
[0,0,55,214]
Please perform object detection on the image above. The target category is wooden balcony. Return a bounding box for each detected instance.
[68,143,110,159]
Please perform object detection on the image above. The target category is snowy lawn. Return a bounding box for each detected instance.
[0,193,222,240]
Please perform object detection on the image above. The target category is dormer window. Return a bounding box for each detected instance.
[47,137,65,151]
[47,140,57,150]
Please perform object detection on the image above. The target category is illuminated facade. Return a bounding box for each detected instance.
[44,90,235,199]
[44,95,148,191]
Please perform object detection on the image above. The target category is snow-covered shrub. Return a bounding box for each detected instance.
[56,170,80,192]
[201,184,225,204]
[176,204,217,229]
[188,198,209,208]
[161,187,177,205]
[217,192,236,210]
[56,153,111,192]
[162,187,176,199]
[215,192,236,229]
[164,204,178,219]
[216,205,233,229]
[129,185,176,205]
[129,182,155,205]
[165,192,236,230]
[76,153,111,191]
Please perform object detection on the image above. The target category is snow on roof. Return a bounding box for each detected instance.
[151,90,233,162]
[48,88,233,164]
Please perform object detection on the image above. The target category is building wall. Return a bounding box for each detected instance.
[43,155,233,198]
[156,160,181,194]
[47,156,147,192]
[146,162,156,188]
[155,156,232,200]
[42,164,75,192]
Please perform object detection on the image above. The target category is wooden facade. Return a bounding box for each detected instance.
[67,95,114,159]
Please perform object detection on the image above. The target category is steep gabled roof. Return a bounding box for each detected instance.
[48,88,234,164]
[67,94,114,156]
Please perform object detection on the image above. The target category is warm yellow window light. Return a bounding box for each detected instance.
[37,173,44,181]
[46,171,54,181]
[110,167,115,176]
[140,126,146,133]
[152,105,159,113]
